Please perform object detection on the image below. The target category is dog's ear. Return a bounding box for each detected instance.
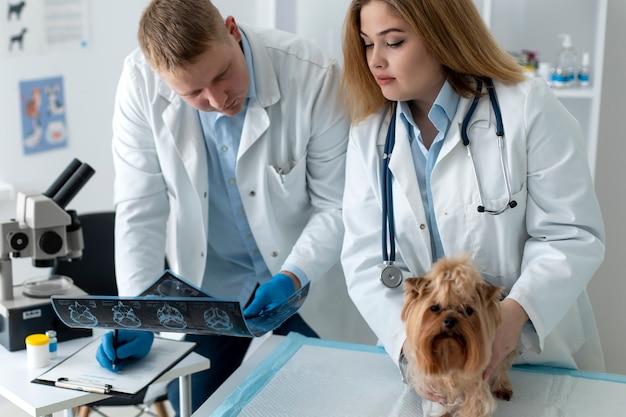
[479,281,505,304]
[402,276,429,311]
[404,276,428,297]
[402,276,427,321]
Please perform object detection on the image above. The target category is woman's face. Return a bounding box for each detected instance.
[359,1,445,104]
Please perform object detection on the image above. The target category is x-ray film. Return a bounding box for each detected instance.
[51,270,309,337]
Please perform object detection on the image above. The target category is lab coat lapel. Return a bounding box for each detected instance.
[237,23,279,158]
[238,99,270,158]
[162,93,208,208]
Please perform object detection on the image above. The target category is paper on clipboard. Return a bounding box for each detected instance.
[32,337,197,397]
[50,270,309,337]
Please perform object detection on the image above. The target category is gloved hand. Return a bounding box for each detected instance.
[244,273,296,318]
[96,329,154,372]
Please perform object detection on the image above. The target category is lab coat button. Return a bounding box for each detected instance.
[271,251,278,257]
[249,190,256,196]
[419,224,426,230]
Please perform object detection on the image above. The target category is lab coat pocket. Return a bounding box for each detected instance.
[266,157,309,216]
[464,186,528,285]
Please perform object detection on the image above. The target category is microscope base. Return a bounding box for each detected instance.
[0,284,92,351]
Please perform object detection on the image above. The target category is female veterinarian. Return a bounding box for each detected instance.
[339,0,606,389]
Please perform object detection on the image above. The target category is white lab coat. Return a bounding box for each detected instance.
[341,77,606,372]
[111,24,348,299]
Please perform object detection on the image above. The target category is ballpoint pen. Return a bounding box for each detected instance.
[111,329,118,371]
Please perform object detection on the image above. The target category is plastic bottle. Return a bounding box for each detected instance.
[45,330,58,360]
[25,333,50,368]
[551,34,578,89]
[578,52,591,87]
[537,62,552,86]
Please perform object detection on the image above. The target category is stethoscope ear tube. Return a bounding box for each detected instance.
[381,103,397,266]
[379,78,517,287]
[380,104,403,288]
[461,79,483,146]
[461,78,517,214]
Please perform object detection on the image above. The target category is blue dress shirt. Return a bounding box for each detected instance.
[198,31,305,304]
[398,81,459,261]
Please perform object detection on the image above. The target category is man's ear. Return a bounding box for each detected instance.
[224,16,242,43]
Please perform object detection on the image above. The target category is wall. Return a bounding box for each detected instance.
[1,0,624,375]
[0,0,376,345]
[589,0,626,375]
[283,0,626,372]
[0,0,274,285]
[0,0,151,283]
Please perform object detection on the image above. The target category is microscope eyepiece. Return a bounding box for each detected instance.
[52,163,96,209]
[43,158,82,199]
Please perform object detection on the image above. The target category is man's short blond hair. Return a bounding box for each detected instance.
[138,0,230,73]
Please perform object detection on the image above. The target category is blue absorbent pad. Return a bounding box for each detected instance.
[211,333,626,417]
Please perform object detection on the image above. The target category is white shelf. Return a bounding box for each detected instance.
[481,0,607,179]
[552,88,596,99]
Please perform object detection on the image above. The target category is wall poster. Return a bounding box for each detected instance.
[1,0,89,55]
[19,75,67,154]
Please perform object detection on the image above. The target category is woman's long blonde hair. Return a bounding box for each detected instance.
[341,0,525,122]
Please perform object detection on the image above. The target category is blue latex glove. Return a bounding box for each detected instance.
[96,329,154,372]
[244,273,296,318]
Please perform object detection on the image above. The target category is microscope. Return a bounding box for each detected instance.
[0,159,95,351]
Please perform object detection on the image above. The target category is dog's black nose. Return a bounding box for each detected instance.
[443,317,457,329]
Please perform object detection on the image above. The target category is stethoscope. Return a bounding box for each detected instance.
[380,77,517,288]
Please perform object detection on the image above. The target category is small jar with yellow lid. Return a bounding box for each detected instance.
[25,333,50,368]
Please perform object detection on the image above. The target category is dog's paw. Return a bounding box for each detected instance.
[493,388,513,401]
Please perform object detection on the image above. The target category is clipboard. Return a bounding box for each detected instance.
[32,336,198,397]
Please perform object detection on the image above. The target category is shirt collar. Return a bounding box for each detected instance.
[431,80,459,124]
[240,28,256,100]
[398,80,460,138]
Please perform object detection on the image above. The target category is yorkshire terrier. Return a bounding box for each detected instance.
[401,254,516,417]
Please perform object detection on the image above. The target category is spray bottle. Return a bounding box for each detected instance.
[551,34,578,88]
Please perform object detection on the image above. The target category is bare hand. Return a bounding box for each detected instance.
[483,298,528,380]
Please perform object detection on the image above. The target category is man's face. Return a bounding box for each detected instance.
[160,17,250,116]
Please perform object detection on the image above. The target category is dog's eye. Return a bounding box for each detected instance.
[430,305,441,313]
[464,306,474,316]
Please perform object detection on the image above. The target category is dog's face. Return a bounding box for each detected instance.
[401,255,503,377]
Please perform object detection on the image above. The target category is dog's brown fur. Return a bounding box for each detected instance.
[401,254,516,417]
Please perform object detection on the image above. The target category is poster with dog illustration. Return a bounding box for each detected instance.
[19,75,67,154]
[1,0,88,55]
[2,0,38,53]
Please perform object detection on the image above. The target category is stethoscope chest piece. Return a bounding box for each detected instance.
[380,262,403,288]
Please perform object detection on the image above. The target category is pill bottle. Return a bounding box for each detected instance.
[25,333,50,368]
[537,62,552,86]
[45,330,58,360]
[578,52,591,87]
